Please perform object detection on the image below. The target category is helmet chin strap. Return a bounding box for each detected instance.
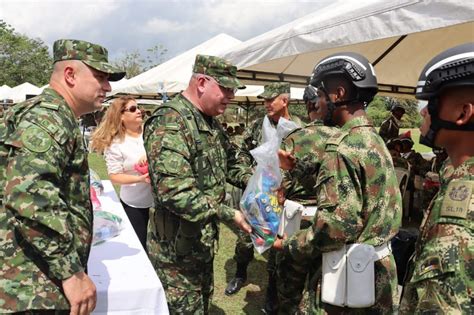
[420,98,474,148]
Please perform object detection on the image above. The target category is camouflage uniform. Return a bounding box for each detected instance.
[144,55,244,314]
[284,116,402,314]
[0,39,123,313]
[400,157,474,314]
[379,114,400,143]
[277,119,339,314]
[0,88,92,312]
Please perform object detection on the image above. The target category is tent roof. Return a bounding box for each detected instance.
[222,0,474,98]
[110,33,242,96]
[7,82,43,102]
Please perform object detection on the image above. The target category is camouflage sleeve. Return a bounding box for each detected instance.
[145,111,235,223]
[284,149,363,258]
[226,121,259,189]
[4,120,84,280]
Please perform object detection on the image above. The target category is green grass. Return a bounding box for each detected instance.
[88,127,429,313]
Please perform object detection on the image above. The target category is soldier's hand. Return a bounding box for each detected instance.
[233,210,252,234]
[278,149,296,170]
[62,271,97,315]
[272,236,286,251]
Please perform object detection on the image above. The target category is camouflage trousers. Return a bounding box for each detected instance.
[277,249,320,315]
[233,229,255,265]
[147,231,215,315]
[156,259,214,315]
[399,274,472,314]
[307,254,399,314]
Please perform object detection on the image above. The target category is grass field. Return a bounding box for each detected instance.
[89,128,430,314]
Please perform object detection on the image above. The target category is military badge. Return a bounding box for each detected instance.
[440,180,472,219]
[21,125,52,153]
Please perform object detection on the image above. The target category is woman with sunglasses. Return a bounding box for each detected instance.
[91,96,153,251]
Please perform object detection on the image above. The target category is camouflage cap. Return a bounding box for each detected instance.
[257,82,291,99]
[53,39,126,82]
[193,54,245,90]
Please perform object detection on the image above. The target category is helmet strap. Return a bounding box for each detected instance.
[421,98,474,147]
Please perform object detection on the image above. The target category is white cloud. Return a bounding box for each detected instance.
[143,18,193,34]
[0,0,122,43]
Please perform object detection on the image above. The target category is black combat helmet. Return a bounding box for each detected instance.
[310,52,378,104]
[303,85,318,103]
[416,42,474,101]
[417,43,474,147]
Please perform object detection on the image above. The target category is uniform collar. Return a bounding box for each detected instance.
[341,115,372,131]
[178,93,214,132]
[440,156,474,185]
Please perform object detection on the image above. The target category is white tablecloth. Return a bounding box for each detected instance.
[88,180,169,315]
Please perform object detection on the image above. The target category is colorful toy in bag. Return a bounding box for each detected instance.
[90,186,102,211]
[93,210,123,246]
[241,169,283,251]
[240,116,299,253]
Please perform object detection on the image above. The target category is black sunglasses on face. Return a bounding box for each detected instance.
[122,105,140,113]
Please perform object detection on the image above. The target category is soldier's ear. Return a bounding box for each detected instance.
[64,65,76,86]
[456,102,473,126]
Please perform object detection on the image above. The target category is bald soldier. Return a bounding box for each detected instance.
[0,39,125,314]
[144,54,251,314]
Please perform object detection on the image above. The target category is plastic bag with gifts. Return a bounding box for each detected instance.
[93,210,123,246]
[240,116,298,253]
[89,168,104,195]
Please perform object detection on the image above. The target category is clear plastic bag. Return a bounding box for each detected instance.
[93,210,123,246]
[90,169,104,195]
[240,116,298,253]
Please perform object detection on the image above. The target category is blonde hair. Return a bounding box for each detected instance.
[90,96,137,154]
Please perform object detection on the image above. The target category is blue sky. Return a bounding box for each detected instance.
[0,0,333,63]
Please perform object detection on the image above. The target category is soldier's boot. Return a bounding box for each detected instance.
[225,263,248,296]
[262,272,278,315]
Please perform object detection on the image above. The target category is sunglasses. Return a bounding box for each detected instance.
[203,75,238,94]
[122,105,141,113]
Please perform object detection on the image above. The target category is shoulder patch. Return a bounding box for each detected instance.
[21,125,52,153]
[39,102,60,111]
[325,131,348,152]
[440,180,473,219]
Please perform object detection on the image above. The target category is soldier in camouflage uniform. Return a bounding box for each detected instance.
[276,85,340,314]
[400,43,474,314]
[0,39,125,314]
[143,54,251,315]
[224,82,302,301]
[379,103,405,143]
[275,52,402,314]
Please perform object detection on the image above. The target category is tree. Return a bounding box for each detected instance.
[367,96,422,128]
[0,20,52,87]
[112,44,168,79]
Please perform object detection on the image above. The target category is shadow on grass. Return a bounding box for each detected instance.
[223,256,269,314]
[209,303,226,315]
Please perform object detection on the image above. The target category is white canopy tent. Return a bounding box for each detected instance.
[0,85,12,100]
[7,82,43,103]
[110,33,242,96]
[222,0,474,98]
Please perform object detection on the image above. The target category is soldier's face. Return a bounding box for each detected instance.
[74,63,111,113]
[201,75,235,116]
[264,94,288,122]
